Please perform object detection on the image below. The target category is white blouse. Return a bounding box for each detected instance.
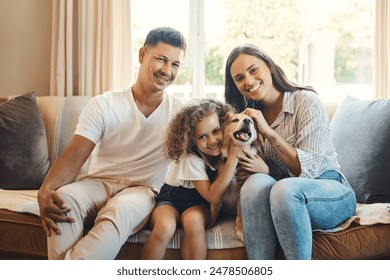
[163,153,218,189]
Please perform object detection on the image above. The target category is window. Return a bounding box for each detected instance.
[300,0,374,102]
[131,0,198,99]
[132,0,374,103]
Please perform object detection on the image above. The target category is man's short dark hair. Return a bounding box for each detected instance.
[143,27,187,53]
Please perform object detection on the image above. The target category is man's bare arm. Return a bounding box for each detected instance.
[37,135,96,235]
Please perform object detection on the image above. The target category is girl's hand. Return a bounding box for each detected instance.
[228,144,244,158]
[238,149,269,174]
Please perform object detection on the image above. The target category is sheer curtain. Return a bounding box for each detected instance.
[374,0,390,99]
[50,0,132,97]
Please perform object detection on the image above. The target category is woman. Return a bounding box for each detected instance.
[224,44,356,259]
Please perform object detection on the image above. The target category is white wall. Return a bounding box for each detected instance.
[0,0,52,97]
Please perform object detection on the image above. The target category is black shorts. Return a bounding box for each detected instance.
[156,184,209,215]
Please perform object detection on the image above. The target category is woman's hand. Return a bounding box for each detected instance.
[242,109,301,176]
[238,149,269,174]
[242,108,273,137]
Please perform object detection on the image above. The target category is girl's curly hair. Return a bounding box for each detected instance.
[164,98,234,161]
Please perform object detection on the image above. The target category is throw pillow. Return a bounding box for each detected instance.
[330,96,390,203]
[0,92,50,189]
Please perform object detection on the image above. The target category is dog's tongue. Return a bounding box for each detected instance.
[234,131,251,141]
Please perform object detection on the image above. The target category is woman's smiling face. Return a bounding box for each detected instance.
[230,53,273,102]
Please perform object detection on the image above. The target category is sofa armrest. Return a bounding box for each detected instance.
[322,100,340,120]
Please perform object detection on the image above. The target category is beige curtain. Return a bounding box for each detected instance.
[50,0,132,97]
[374,0,390,99]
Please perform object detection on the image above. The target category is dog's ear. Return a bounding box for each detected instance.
[222,111,233,122]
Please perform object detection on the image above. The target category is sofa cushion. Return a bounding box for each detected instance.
[127,215,244,250]
[0,92,50,190]
[330,96,390,203]
[0,209,47,259]
[312,223,390,260]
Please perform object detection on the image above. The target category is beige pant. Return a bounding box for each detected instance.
[48,176,156,260]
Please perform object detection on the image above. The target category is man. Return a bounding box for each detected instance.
[37,27,187,259]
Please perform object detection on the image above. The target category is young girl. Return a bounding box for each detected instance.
[140,99,244,260]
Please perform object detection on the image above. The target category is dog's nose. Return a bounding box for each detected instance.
[243,118,251,125]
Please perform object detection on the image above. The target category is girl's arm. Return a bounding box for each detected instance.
[193,145,242,205]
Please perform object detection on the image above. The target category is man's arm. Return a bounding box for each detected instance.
[37,134,96,236]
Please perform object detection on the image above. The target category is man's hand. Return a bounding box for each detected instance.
[37,189,74,236]
[36,135,95,236]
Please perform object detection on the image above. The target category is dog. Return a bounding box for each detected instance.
[212,112,265,242]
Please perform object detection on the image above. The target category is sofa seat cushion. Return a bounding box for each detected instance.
[0,208,246,260]
[1,182,390,260]
[0,189,245,253]
[116,243,247,260]
[0,209,46,259]
[312,222,390,260]
[2,207,389,260]
[127,215,244,250]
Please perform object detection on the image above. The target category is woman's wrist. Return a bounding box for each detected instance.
[262,128,276,140]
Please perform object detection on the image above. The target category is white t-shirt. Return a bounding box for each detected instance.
[75,86,182,188]
[164,154,218,189]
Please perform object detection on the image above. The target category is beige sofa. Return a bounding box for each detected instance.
[0,94,389,260]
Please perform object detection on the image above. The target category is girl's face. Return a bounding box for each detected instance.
[230,53,273,102]
[193,112,223,157]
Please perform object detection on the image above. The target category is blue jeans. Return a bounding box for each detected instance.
[240,170,356,260]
